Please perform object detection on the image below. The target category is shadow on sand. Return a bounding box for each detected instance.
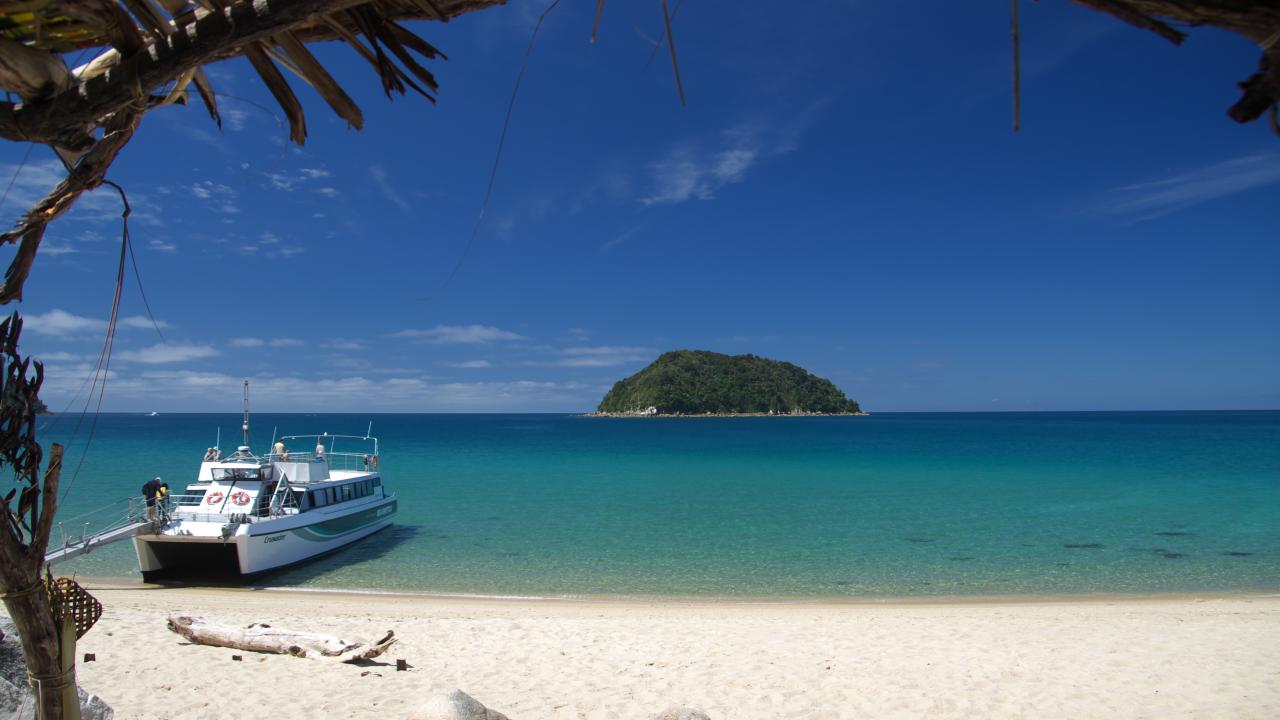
[144,524,423,589]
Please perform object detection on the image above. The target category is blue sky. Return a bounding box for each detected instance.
[3,1,1278,412]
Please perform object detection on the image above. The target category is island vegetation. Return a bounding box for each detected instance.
[595,350,864,417]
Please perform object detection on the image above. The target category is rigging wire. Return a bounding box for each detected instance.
[126,231,165,343]
[418,0,562,301]
[642,0,683,72]
[58,180,130,504]
[0,143,35,214]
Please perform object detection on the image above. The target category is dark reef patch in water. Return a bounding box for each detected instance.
[1222,551,1254,557]
[1153,549,1186,559]
[1154,531,1196,537]
[902,537,934,544]
[949,556,976,562]
[1063,543,1105,549]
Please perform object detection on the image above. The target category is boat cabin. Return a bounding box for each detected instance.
[174,437,383,521]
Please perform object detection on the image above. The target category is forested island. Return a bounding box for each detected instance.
[594,350,864,417]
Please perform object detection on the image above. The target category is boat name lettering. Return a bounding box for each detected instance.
[262,534,286,544]
[375,505,394,518]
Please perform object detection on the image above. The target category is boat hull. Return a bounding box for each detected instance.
[135,496,397,580]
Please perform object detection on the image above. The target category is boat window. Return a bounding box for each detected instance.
[291,490,305,508]
[311,490,327,508]
[341,484,352,501]
[371,478,381,487]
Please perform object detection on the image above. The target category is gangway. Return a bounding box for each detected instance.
[44,497,161,568]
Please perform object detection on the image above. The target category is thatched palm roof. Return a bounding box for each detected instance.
[0,0,506,303]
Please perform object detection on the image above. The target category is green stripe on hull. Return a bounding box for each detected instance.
[288,500,397,542]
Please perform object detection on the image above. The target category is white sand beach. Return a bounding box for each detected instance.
[58,585,1280,719]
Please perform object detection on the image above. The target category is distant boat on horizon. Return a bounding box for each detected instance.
[148,411,159,416]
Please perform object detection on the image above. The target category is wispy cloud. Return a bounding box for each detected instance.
[323,339,366,351]
[191,181,239,216]
[443,360,492,369]
[266,167,332,192]
[39,371,596,412]
[117,343,219,364]
[0,160,159,227]
[1100,154,1280,219]
[230,337,303,348]
[390,325,526,344]
[149,239,177,253]
[640,140,759,206]
[26,309,104,337]
[638,105,827,207]
[369,165,412,215]
[26,310,169,337]
[118,316,171,331]
[552,346,655,367]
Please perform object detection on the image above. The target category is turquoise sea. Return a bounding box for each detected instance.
[40,411,1280,598]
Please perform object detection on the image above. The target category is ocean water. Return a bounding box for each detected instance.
[40,411,1280,598]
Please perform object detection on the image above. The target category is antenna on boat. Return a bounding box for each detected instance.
[242,380,250,447]
[366,421,373,439]
[215,427,221,454]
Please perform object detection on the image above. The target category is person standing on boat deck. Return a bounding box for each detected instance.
[274,439,288,461]
[141,477,162,520]
[315,439,326,462]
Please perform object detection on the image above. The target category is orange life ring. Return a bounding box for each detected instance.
[230,491,251,506]
[205,491,224,505]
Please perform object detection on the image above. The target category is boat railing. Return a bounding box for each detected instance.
[263,451,378,473]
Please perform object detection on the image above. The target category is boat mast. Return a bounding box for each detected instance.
[242,380,250,448]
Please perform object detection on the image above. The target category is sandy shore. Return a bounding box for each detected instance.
[61,585,1280,719]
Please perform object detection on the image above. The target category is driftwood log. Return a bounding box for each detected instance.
[167,615,396,662]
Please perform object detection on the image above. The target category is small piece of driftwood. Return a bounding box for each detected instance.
[167,615,396,663]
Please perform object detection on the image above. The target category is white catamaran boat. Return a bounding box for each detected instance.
[132,384,397,580]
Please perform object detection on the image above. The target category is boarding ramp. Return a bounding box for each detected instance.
[45,496,162,567]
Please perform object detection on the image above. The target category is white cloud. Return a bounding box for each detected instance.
[148,239,177,252]
[1101,153,1280,219]
[34,351,85,362]
[265,167,333,192]
[25,310,168,337]
[390,325,526,344]
[41,372,596,412]
[552,345,655,367]
[116,343,219,364]
[25,309,104,337]
[323,339,366,351]
[230,337,303,348]
[0,160,159,226]
[118,316,171,330]
[369,165,412,215]
[443,360,492,369]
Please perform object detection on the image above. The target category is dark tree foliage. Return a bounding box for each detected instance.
[598,350,861,415]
